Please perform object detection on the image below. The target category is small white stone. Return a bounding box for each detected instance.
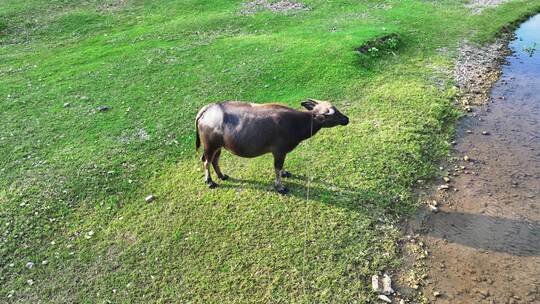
[27,279,34,285]
[438,184,450,190]
[145,195,155,203]
[25,262,34,269]
[378,294,392,303]
[382,274,394,295]
[372,275,381,292]
[42,260,48,265]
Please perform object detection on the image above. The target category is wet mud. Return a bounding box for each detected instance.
[421,14,540,303]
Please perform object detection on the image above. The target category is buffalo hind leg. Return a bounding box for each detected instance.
[203,148,219,189]
[212,149,229,180]
[273,153,288,194]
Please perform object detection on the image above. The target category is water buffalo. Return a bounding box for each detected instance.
[195,99,349,194]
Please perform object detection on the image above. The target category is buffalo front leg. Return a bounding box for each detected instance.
[273,153,288,194]
[212,149,229,180]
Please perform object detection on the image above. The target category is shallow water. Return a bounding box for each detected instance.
[422,14,540,303]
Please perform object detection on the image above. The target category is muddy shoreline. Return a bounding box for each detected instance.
[399,12,540,304]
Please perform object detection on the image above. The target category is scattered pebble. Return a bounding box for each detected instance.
[63,102,70,107]
[433,291,441,297]
[25,262,34,269]
[377,294,392,303]
[98,105,110,112]
[454,37,510,103]
[443,176,451,183]
[430,205,439,213]
[466,130,473,134]
[41,260,48,265]
[482,131,490,135]
[463,155,471,162]
[145,195,155,203]
[27,279,34,285]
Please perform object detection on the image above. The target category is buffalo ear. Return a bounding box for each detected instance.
[301,99,318,110]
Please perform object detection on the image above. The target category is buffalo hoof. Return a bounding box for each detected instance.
[207,181,218,189]
[275,186,289,195]
[281,170,292,178]
[219,174,229,181]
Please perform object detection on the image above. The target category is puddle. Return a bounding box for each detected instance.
[420,14,540,303]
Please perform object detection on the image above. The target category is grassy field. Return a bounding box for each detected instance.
[1,0,539,302]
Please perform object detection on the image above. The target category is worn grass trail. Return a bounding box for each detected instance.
[1,0,539,302]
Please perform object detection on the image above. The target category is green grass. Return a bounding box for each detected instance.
[1,0,539,302]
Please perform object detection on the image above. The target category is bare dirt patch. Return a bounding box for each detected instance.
[118,128,150,144]
[466,0,510,14]
[240,0,309,15]
[355,33,399,54]
[98,0,128,13]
